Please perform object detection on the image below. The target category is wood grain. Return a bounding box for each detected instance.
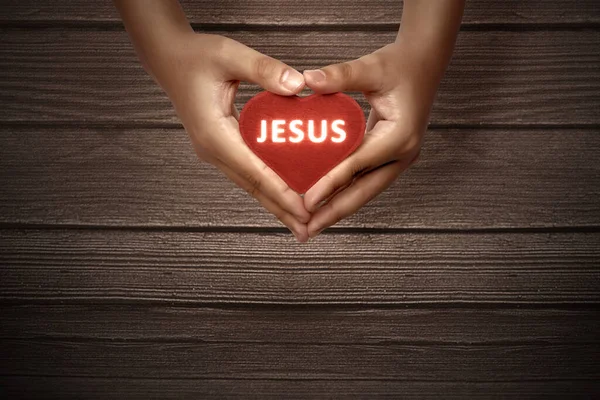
[2,127,599,229]
[1,0,599,26]
[1,229,599,305]
[1,30,599,126]
[1,339,598,380]
[2,377,599,400]
[1,0,598,397]
[1,377,598,400]
[2,305,598,344]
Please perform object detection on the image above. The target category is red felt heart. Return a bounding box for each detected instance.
[239,91,365,194]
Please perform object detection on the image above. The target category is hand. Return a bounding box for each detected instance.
[302,39,445,238]
[149,33,311,242]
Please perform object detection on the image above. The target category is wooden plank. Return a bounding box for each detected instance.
[1,377,599,399]
[1,339,598,380]
[1,229,599,305]
[1,0,599,26]
[1,30,599,126]
[2,305,598,344]
[2,127,599,229]
[0,304,600,398]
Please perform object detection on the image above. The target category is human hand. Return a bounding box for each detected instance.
[149,33,311,242]
[302,39,446,238]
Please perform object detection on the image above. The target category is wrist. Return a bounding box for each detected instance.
[138,31,199,95]
[399,34,451,87]
[371,41,441,130]
[379,39,444,108]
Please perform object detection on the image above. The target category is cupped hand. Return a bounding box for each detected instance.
[302,39,445,238]
[150,33,311,242]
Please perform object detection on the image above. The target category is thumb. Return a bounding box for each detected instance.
[220,39,305,96]
[303,53,384,94]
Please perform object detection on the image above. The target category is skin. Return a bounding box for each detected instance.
[113,0,465,242]
[302,1,465,237]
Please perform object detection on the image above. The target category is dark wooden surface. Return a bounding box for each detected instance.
[2,0,600,25]
[2,229,600,304]
[2,30,600,126]
[1,0,599,398]
[2,127,599,228]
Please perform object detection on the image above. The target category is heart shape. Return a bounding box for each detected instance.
[239,91,365,194]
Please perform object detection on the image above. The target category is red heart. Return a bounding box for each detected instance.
[239,91,365,194]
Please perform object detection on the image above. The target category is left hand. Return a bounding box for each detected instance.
[302,38,445,238]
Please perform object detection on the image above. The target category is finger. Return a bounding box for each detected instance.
[219,38,305,95]
[303,52,385,94]
[307,160,407,238]
[230,153,312,223]
[211,116,312,224]
[213,159,309,243]
[307,108,379,210]
[304,119,405,212]
[204,149,306,237]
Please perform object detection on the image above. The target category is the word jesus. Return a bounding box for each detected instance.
[258,119,347,143]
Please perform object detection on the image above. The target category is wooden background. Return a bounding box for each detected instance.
[1,0,599,398]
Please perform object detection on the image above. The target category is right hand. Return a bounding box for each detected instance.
[146,33,311,242]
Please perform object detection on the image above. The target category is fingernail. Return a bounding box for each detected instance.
[281,69,304,92]
[292,229,307,243]
[313,198,327,212]
[309,227,324,239]
[307,197,326,213]
[292,231,301,242]
[304,69,326,84]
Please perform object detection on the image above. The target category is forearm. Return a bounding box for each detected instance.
[397,0,465,87]
[113,0,193,79]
